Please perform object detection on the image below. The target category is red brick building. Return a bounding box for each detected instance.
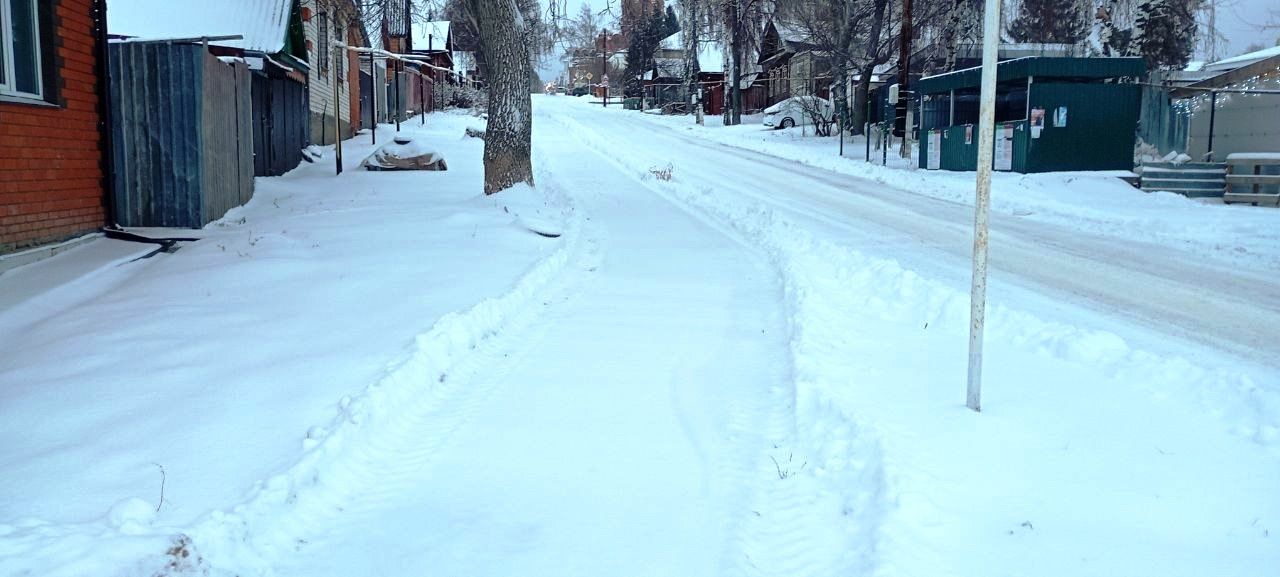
[1,0,108,254]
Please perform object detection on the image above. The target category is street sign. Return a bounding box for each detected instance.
[586,73,593,80]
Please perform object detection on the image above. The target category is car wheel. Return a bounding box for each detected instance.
[780,117,795,129]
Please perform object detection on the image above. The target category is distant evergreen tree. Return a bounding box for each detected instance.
[1008,0,1085,44]
[663,6,681,38]
[623,5,667,97]
[1126,0,1201,70]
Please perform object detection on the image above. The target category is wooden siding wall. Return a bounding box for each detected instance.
[304,0,355,143]
[0,0,105,253]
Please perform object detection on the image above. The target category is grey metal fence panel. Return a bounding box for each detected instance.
[1138,73,1189,157]
[200,51,254,223]
[109,42,254,228]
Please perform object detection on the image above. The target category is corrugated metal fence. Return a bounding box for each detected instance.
[251,72,308,177]
[109,42,254,228]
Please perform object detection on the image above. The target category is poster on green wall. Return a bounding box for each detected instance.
[1054,106,1068,127]
[928,130,941,170]
[994,124,1014,171]
[1031,108,1045,139]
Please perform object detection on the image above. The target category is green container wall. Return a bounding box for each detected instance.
[917,83,1139,173]
[919,125,978,171]
[918,122,1023,172]
[1023,83,1139,172]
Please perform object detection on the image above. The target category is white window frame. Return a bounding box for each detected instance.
[0,0,44,100]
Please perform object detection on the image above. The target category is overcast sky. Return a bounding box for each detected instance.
[536,0,1279,81]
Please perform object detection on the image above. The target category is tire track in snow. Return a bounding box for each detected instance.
[542,106,886,577]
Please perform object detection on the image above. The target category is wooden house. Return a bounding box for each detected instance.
[301,0,366,144]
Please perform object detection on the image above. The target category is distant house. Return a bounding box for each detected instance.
[453,50,481,86]
[381,0,409,121]
[408,20,453,113]
[759,21,827,106]
[358,7,389,127]
[0,0,109,255]
[301,0,366,144]
[568,32,625,96]
[649,30,768,115]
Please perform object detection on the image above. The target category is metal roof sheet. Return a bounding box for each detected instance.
[1203,46,1280,73]
[916,57,1146,94]
[108,0,295,54]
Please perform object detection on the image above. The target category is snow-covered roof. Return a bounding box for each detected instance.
[656,31,725,74]
[658,30,688,52]
[1203,45,1280,73]
[775,23,809,45]
[108,0,294,54]
[412,20,450,52]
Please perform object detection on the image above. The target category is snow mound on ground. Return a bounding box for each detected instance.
[107,498,156,534]
[363,137,447,170]
[491,182,567,237]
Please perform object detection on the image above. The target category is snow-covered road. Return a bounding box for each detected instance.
[543,97,1280,370]
[3,100,1276,577]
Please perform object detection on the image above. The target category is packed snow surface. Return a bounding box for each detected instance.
[0,98,1276,577]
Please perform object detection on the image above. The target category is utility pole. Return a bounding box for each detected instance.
[369,51,377,145]
[967,0,1002,412]
[427,33,433,122]
[394,59,401,131]
[728,0,742,126]
[334,46,343,175]
[601,28,609,107]
[896,0,913,158]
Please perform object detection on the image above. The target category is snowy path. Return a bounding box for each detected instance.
[547,99,1280,370]
[274,111,800,576]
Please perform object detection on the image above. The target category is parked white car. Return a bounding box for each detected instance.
[762,96,834,129]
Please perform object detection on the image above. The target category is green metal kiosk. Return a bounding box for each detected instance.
[916,57,1146,173]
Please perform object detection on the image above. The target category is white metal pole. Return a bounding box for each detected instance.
[967,0,1002,412]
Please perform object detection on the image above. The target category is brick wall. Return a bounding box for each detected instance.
[0,0,105,254]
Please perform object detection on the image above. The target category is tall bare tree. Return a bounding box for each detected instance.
[779,0,895,135]
[720,0,765,125]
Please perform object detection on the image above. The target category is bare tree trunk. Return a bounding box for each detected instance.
[469,0,533,194]
[684,0,703,123]
[726,0,742,125]
[833,0,853,134]
[849,0,889,136]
